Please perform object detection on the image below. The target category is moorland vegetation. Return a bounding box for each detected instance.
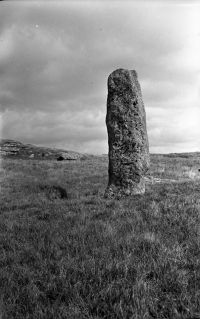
[0,153,200,318]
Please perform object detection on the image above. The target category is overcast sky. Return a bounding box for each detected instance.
[0,0,199,154]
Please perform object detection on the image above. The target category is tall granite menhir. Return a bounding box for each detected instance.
[105,68,150,198]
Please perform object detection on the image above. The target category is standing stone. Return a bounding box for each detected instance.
[105,68,150,198]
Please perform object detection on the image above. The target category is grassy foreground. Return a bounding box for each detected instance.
[0,155,200,319]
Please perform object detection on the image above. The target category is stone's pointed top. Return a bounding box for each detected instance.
[108,68,138,78]
[107,68,139,92]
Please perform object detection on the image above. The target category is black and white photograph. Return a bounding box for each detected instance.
[0,0,200,318]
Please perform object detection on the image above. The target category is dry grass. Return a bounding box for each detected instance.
[0,154,200,318]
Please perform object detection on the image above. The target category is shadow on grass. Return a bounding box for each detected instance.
[39,184,68,200]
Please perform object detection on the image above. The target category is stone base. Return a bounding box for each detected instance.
[104,178,145,199]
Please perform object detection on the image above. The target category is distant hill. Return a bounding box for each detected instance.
[151,152,200,159]
[1,139,199,161]
[0,139,92,160]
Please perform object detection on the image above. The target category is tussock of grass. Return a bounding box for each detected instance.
[0,156,200,318]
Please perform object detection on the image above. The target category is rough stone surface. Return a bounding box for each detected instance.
[105,68,150,198]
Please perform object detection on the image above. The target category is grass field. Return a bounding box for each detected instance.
[0,155,200,318]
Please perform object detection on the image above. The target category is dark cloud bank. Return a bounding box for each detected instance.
[0,1,199,153]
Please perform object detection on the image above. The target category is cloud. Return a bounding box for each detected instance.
[0,1,200,154]
[147,105,200,153]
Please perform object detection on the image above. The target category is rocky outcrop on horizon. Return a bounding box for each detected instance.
[0,139,89,160]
